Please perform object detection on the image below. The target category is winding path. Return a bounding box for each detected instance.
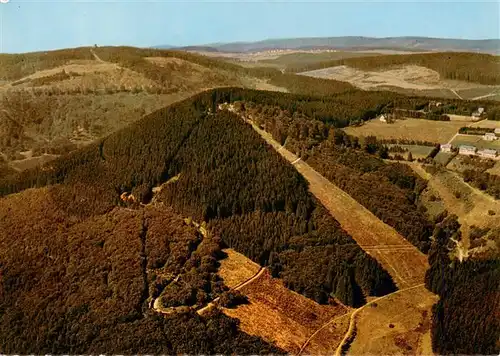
[333,283,426,356]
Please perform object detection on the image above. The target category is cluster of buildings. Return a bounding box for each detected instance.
[441,143,499,160]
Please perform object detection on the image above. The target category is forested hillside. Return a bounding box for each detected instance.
[0,47,94,80]
[425,215,499,355]
[0,88,397,355]
[0,189,282,354]
[287,52,500,85]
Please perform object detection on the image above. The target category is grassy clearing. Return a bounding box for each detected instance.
[344,118,464,143]
[217,248,261,289]
[223,269,349,354]
[388,144,434,159]
[349,285,437,355]
[468,120,500,129]
[457,86,500,100]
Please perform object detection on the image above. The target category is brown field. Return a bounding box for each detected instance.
[349,285,438,355]
[447,114,476,122]
[344,118,465,144]
[246,119,428,289]
[468,119,500,129]
[223,268,350,354]
[300,314,351,355]
[217,248,261,288]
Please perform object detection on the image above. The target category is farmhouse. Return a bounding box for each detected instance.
[441,143,452,153]
[458,145,477,156]
[495,128,500,135]
[477,149,498,159]
[483,133,497,141]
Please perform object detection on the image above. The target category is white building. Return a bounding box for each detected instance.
[494,128,500,135]
[472,107,485,120]
[459,145,477,156]
[483,133,497,141]
[378,114,387,123]
[477,149,498,159]
[441,143,452,153]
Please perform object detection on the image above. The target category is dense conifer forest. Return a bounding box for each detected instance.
[425,215,500,355]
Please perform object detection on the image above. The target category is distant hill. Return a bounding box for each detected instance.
[158,36,500,54]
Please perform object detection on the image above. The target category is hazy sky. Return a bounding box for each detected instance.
[1,0,499,53]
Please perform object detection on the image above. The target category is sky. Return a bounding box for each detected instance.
[0,0,499,53]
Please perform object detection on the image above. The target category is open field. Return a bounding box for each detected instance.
[223,268,350,354]
[388,144,434,159]
[450,134,500,151]
[456,86,500,100]
[344,118,464,143]
[348,285,438,355]
[217,248,261,288]
[245,119,428,289]
[468,120,500,129]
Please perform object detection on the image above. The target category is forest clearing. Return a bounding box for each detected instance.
[344,118,465,143]
[221,260,350,354]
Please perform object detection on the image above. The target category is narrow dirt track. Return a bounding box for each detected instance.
[244,118,428,290]
[333,283,426,356]
[197,267,265,315]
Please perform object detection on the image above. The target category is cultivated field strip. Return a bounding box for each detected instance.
[246,119,429,289]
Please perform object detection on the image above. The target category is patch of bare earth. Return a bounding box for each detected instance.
[223,269,350,354]
[218,248,261,289]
